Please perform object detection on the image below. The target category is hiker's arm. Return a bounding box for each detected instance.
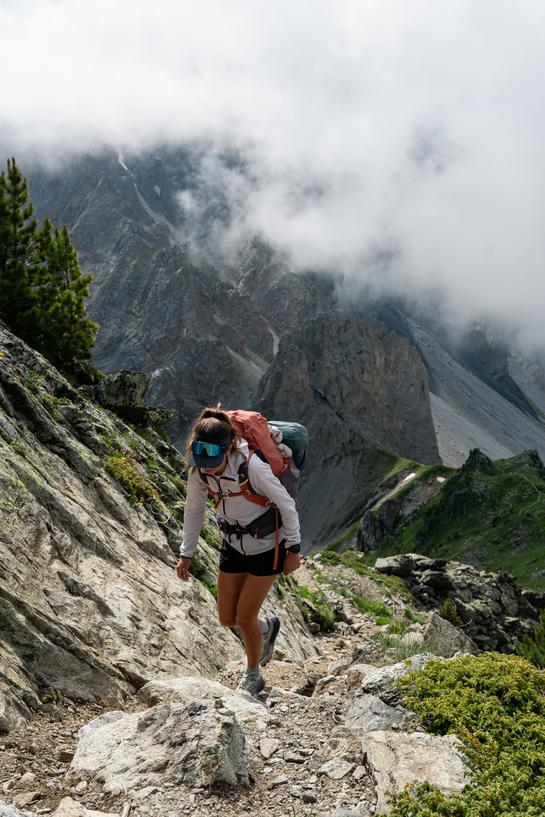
[248,458,301,547]
[179,468,208,560]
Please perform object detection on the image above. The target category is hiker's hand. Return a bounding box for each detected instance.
[283,550,301,575]
[177,557,192,581]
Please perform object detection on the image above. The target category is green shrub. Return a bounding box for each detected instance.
[388,620,410,635]
[200,578,218,600]
[351,593,392,620]
[291,582,337,632]
[404,608,427,625]
[516,609,545,668]
[380,653,545,816]
[104,451,159,506]
[439,597,461,626]
[202,523,221,549]
[9,441,26,458]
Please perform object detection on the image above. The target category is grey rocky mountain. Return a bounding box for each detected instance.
[370,304,545,466]
[257,312,439,542]
[24,147,545,540]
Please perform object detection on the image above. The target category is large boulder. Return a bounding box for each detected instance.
[347,654,433,699]
[422,612,479,657]
[69,702,250,793]
[345,694,417,733]
[362,730,469,814]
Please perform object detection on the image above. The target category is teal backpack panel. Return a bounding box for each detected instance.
[268,421,309,456]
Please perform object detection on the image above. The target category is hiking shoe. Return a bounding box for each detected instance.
[236,670,265,698]
[259,616,281,667]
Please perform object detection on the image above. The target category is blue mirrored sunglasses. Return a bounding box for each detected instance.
[191,440,227,458]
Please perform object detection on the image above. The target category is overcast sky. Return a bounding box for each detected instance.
[2,1,545,344]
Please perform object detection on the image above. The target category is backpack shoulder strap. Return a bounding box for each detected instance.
[194,452,272,509]
[236,450,272,508]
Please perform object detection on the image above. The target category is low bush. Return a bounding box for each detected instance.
[200,578,218,600]
[380,652,545,816]
[351,593,392,620]
[516,609,545,668]
[439,597,461,626]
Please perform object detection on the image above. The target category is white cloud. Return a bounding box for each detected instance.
[2,0,545,343]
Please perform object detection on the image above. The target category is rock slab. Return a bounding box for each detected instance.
[0,800,35,817]
[362,730,469,813]
[70,701,249,793]
[138,676,267,723]
[345,694,416,733]
[52,797,118,816]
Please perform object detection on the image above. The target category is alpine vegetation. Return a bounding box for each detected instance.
[381,653,545,817]
[0,157,97,374]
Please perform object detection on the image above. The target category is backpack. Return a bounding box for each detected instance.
[197,411,308,568]
[226,410,308,500]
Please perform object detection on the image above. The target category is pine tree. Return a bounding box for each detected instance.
[0,157,98,373]
[39,224,98,369]
[0,158,41,342]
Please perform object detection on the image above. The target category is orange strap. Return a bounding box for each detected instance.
[204,482,271,509]
[203,451,272,509]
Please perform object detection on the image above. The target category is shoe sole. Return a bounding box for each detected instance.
[259,616,281,667]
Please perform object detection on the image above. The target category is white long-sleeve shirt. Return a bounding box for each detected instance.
[180,439,301,558]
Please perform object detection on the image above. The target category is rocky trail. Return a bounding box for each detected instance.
[1,323,536,817]
[0,558,474,817]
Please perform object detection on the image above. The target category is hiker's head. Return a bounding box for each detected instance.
[185,407,241,473]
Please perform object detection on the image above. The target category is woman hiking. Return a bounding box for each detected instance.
[176,407,302,697]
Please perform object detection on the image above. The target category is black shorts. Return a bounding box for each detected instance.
[219,540,286,576]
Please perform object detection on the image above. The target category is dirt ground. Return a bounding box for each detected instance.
[0,563,406,817]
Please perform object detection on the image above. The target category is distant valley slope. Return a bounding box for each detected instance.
[360,448,545,591]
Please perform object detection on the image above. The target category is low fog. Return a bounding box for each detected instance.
[2,1,545,344]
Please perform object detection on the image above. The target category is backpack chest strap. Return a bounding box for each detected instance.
[198,454,273,509]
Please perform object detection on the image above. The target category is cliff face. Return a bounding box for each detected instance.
[27,151,277,444]
[258,313,440,543]
[26,150,443,542]
[0,324,316,732]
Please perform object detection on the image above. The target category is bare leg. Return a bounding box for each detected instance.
[235,574,278,668]
[217,571,248,627]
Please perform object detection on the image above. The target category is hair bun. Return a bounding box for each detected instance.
[201,407,229,422]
